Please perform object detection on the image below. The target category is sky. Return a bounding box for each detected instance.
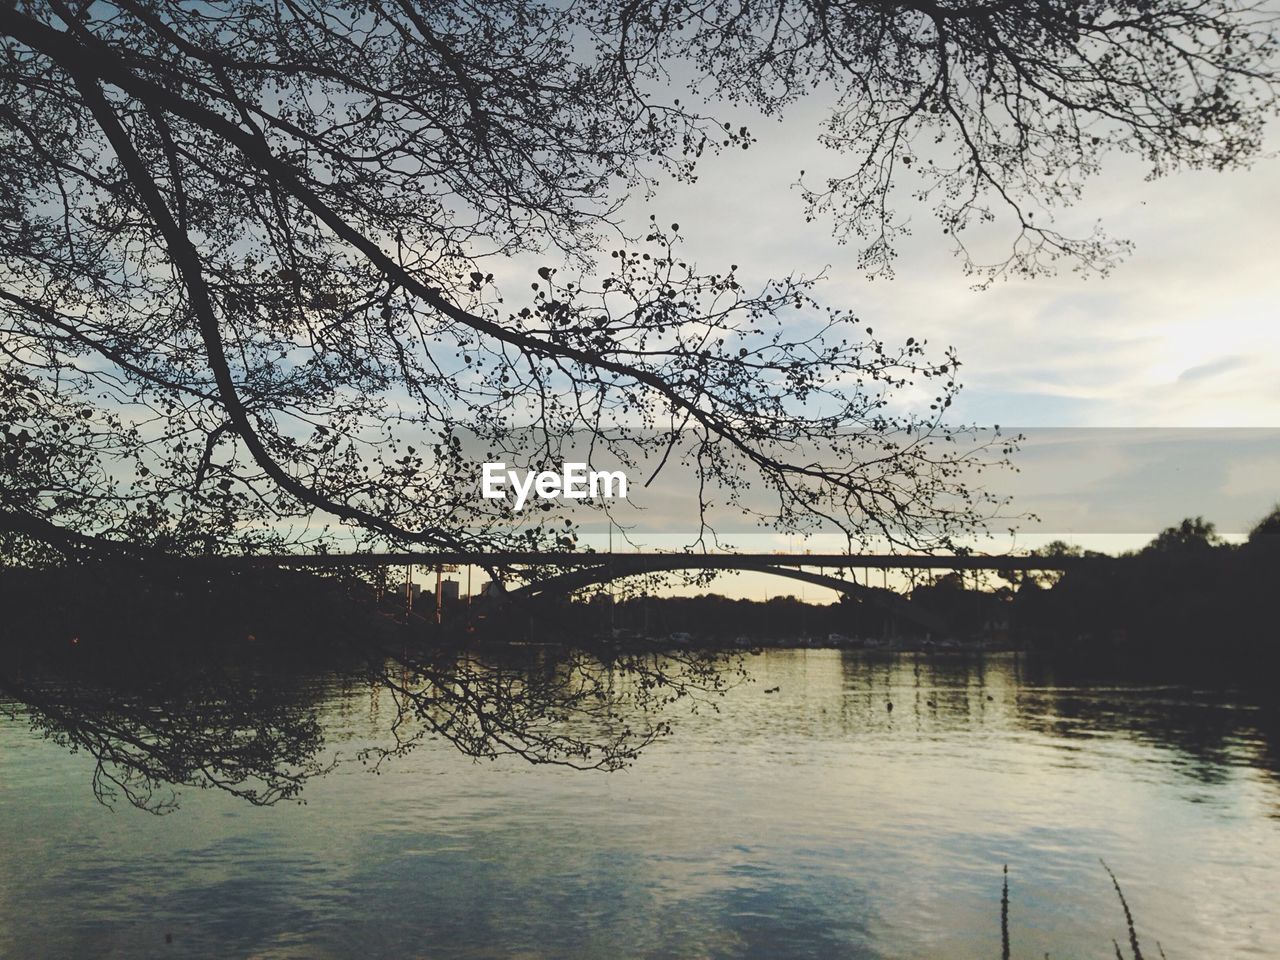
[458,89,1280,600]
[635,100,1280,431]
[585,94,1280,536]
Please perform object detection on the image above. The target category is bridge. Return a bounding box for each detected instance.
[242,551,1102,634]
[241,551,1097,573]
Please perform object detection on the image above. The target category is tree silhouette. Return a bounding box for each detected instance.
[997,539,1093,588]
[599,1,1277,282]
[1143,516,1224,554]
[1,2,1274,559]
[1248,504,1280,542]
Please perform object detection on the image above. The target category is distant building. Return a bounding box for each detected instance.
[480,580,505,598]
[440,579,460,602]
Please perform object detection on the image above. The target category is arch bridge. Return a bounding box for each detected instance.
[257,551,1099,636]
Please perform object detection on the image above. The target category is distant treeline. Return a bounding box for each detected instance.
[557,508,1280,665]
[3,508,1278,667]
[0,561,373,650]
[1005,508,1280,664]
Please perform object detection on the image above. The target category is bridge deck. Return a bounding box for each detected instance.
[234,552,1101,571]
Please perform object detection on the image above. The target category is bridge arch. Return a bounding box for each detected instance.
[501,558,948,634]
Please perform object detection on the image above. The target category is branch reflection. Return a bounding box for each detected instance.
[0,636,746,814]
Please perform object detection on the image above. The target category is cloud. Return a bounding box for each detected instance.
[1177,356,1251,384]
[630,107,1280,429]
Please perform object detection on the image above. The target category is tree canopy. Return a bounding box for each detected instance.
[1143,516,1225,554]
[1248,504,1280,542]
[1,1,1276,559]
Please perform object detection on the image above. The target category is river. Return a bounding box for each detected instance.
[1,648,1277,959]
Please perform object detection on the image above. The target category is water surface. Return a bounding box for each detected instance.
[2,649,1277,958]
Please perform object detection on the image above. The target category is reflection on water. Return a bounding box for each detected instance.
[0,639,743,812]
[1,645,1278,959]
